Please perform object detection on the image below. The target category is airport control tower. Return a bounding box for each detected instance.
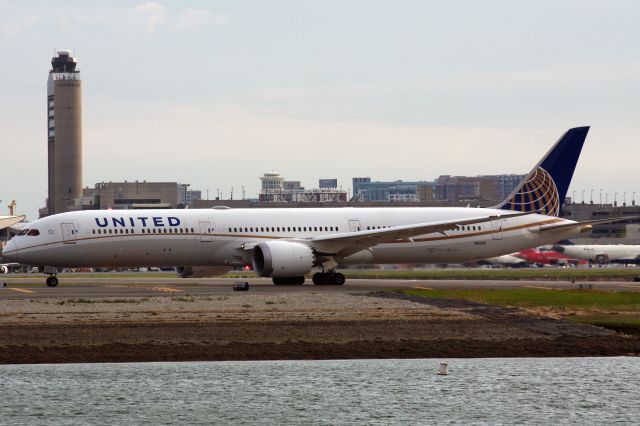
[47,50,82,215]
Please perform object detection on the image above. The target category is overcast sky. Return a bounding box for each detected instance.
[1,0,639,219]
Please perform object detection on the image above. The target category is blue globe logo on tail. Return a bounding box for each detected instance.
[495,126,589,217]
[501,167,560,216]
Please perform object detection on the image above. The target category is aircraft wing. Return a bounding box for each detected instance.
[309,211,530,257]
[537,216,640,233]
[0,215,25,231]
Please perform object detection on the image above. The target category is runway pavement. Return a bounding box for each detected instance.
[1,274,639,299]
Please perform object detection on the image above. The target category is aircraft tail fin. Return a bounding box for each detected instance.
[494,126,589,217]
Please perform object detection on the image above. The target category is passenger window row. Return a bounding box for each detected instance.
[454,225,482,231]
[92,228,196,235]
[84,223,484,236]
[226,226,340,233]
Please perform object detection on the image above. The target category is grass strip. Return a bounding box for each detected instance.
[400,288,640,311]
[339,268,640,281]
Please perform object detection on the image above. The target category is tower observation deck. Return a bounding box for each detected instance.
[47,50,82,215]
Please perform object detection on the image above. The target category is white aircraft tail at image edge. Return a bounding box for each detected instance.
[2,126,637,286]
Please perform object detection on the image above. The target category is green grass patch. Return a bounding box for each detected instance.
[342,268,640,281]
[566,313,640,328]
[400,288,640,311]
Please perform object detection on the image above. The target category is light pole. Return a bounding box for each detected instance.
[614,192,618,206]
[572,191,576,204]
[624,192,626,206]
[606,193,608,204]
[599,188,603,205]
[581,190,585,203]
[634,192,637,206]
[591,189,594,204]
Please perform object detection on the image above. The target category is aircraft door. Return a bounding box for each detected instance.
[199,221,213,242]
[348,219,361,232]
[491,220,503,240]
[61,223,77,244]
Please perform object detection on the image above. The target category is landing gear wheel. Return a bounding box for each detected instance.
[313,272,329,285]
[46,276,59,287]
[313,272,346,286]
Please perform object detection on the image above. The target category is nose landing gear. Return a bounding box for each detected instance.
[45,275,59,287]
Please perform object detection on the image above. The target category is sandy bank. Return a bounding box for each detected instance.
[1,292,637,363]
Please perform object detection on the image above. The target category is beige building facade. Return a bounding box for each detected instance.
[79,181,187,210]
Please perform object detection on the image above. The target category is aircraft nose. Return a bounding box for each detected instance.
[2,240,17,261]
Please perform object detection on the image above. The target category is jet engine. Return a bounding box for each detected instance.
[252,241,315,278]
[0,265,8,274]
[594,254,610,265]
[176,266,233,278]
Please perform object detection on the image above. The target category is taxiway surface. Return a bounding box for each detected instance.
[1,275,639,299]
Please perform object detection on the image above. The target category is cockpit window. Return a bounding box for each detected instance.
[18,229,29,236]
[27,229,40,236]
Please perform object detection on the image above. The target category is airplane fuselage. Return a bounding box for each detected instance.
[4,207,578,268]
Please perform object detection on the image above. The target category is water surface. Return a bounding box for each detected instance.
[1,358,637,424]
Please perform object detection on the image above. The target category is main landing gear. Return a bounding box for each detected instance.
[45,275,59,287]
[312,271,346,286]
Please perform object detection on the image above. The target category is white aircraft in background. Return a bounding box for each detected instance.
[2,127,637,287]
[551,244,640,265]
[0,215,26,273]
[482,253,528,267]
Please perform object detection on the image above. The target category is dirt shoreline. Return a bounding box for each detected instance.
[1,292,638,364]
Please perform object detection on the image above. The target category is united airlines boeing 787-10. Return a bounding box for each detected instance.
[2,127,635,286]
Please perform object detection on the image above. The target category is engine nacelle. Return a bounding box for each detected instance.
[594,254,610,265]
[176,266,233,278]
[252,241,315,278]
[0,265,8,274]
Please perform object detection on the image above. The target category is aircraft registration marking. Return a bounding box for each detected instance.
[7,288,34,294]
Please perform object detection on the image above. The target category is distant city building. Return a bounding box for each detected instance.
[352,179,434,202]
[434,174,526,202]
[497,174,526,200]
[352,177,371,188]
[73,181,198,210]
[177,184,202,207]
[260,171,284,192]
[319,179,338,189]
[259,172,347,202]
[283,181,302,191]
[43,50,83,217]
[185,190,202,205]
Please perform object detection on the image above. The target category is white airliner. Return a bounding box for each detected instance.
[551,244,640,265]
[2,127,636,287]
[0,215,26,274]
